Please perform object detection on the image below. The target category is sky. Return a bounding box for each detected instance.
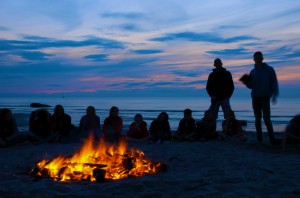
[1,0,300,97]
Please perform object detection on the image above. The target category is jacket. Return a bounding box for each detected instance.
[206,67,234,100]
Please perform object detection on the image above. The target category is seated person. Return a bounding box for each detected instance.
[282,114,300,150]
[174,109,197,141]
[127,114,148,139]
[102,106,123,143]
[28,108,56,144]
[149,112,172,143]
[0,108,27,147]
[79,106,101,141]
[51,104,75,142]
[220,110,247,142]
[196,110,218,140]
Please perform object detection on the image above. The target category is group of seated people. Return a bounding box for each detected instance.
[0,105,300,149]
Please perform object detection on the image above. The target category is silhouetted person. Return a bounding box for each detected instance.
[206,58,234,125]
[28,108,56,144]
[51,104,74,142]
[282,114,300,150]
[149,112,172,143]
[241,51,279,145]
[196,110,218,140]
[102,106,123,143]
[79,106,101,141]
[174,109,197,141]
[127,114,148,139]
[0,108,27,147]
[220,110,247,142]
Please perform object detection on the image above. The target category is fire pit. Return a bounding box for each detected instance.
[30,136,166,182]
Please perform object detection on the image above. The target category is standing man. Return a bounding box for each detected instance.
[206,58,234,124]
[241,51,279,144]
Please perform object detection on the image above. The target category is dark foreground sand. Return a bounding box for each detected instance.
[0,132,300,198]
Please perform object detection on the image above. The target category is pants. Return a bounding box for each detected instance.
[252,97,275,142]
[209,98,232,120]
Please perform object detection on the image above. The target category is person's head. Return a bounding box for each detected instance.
[54,104,64,117]
[158,112,169,121]
[0,108,12,122]
[134,114,143,122]
[253,51,264,66]
[214,58,223,70]
[183,108,192,120]
[290,114,300,130]
[109,106,119,117]
[86,106,96,117]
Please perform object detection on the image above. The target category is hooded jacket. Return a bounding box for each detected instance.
[206,67,234,100]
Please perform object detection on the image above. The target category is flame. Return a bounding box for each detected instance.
[31,135,162,182]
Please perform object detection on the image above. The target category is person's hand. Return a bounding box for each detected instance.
[272,96,277,105]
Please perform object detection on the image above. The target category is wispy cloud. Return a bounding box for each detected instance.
[150,32,259,43]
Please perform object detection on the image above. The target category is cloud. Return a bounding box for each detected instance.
[206,48,249,56]
[101,12,145,19]
[15,51,54,61]
[84,54,109,62]
[132,49,163,54]
[0,26,9,31]
[150,32,259,43]
[0,36,124,51]
[119,23,140,31]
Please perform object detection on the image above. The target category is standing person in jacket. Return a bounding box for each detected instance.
[206,58,234,123]
[79,106,101,141]
[102,106,123,143]
[149,112,172,143]
[240,51,279,145]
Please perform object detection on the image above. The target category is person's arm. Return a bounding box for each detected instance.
[228,72,234,98]
[206,74,214,98]
[271,67,279,104]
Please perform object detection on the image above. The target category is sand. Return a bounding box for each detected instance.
[1,132,300,198]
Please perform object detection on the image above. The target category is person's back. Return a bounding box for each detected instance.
[196,110,217,140]
[282,115,300,150]
[0,108,26,147]
[149,112,171,143]
[102,106,123,143]
[127,114,148,139]
[206,58,234,123]
[174,109,196,141]
[79,106,101,140]
[51,105,73,137]
[29,109,54,138]
[220,110,246,141]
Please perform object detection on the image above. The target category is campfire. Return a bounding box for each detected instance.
[30,136,165,182]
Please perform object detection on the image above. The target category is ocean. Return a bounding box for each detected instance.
[0,96,299,133]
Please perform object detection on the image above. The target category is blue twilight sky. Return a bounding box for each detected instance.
[1,0,300,97]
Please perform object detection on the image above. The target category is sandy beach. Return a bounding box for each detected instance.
[1,131,300,198]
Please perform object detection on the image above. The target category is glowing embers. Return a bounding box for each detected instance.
[30,136,165,182]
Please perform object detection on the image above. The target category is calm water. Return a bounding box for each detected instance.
[0,96,299,133]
